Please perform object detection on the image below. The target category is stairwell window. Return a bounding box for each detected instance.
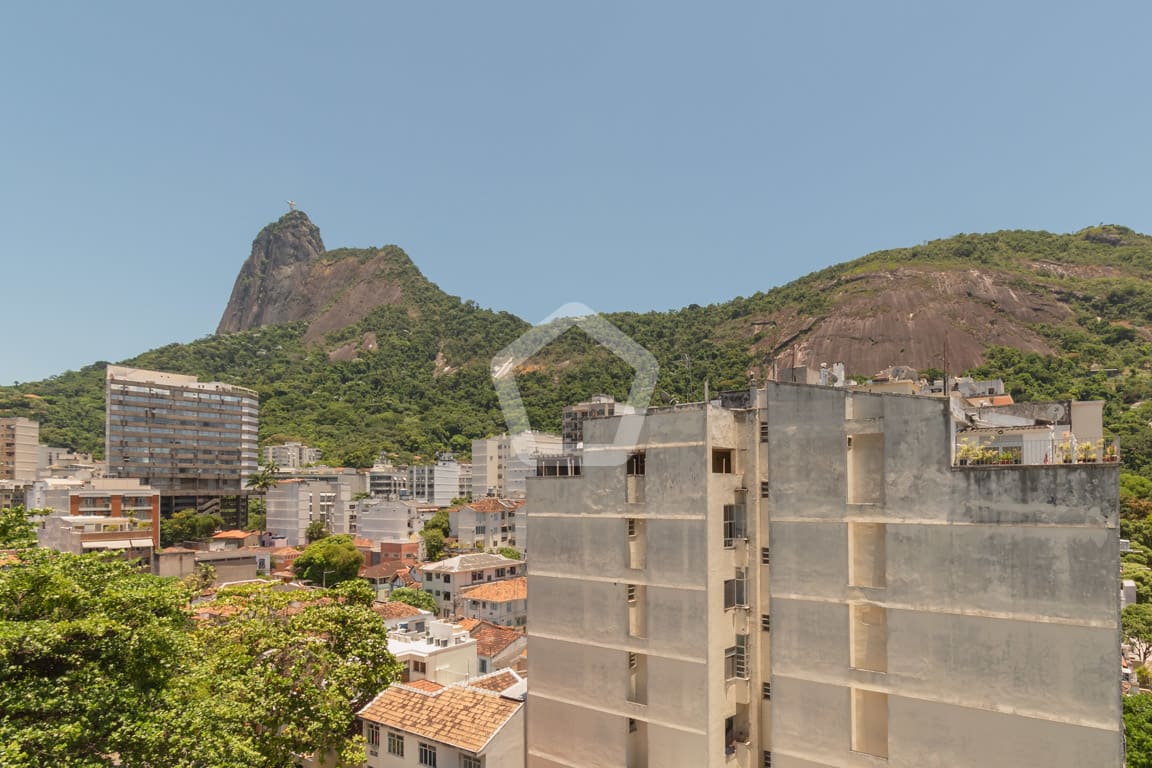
[723,503,746,548]
[626,451,646,475]
[724,568,747,609]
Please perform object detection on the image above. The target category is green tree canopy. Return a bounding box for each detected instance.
[0,549,399,768]
[0,505,42,548]
[1126,604,1152,664]
[421,528,446,561]
[305,519,330,544]
[1127,693,1152,768]
[160,509,224,548]
[498,547,521,560]
[293,534,363,587]
[389,587,436,613]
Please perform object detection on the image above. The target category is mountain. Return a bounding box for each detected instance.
[5,217,1152,473]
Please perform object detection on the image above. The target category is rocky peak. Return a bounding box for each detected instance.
[216,211,327,334]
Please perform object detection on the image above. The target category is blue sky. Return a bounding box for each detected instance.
[4,3,1151,383]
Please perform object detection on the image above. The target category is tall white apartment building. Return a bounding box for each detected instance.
[0,417,39,483]
[526,383,1122,768]
[265,469,366,545]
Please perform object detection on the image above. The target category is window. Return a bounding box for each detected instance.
[723,503,746,547]
[387,731,404,757]
[761,614,771,632]
[627,518,637,538]
[712,448,734,473]
[367,722,380,749]
[724,637,749,680]
[443,574,451,584]
[763,751,772,768]
[419,742,438,766]
[626,451,646,475]
[479,659,489,673]
[761,547,770,565]
[496,568,506,578]
[412,660,427,674]
[628,717,638,733]
[626,584,637,603]
[461,757,482,768]
[760,481,770,498]
[724,568,747,609]
[444,591,451,601]
[762,682,772,699]
[759,422,769,442]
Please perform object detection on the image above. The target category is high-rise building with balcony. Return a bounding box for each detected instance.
[105,366,258,516]
[526,382,1122,768]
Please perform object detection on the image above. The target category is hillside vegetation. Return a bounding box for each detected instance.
[4,223,1152,477]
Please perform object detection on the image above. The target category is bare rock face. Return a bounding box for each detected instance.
[217,211,328,334]
[753,267,1075,376]
[215,211,423,343]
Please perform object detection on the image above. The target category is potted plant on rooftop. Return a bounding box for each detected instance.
[1077,440,1097,463]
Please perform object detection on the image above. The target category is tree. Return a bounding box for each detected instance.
[0,549,193,767]
[137,580,400,768]
[245,497,266,532]
[389,587,436,613]
[293,534,363,587]
[161,509,224,548]
[1127,693,1152,768]
[244,461,280,493]
[0,505,42,548]
[422,527,446,561]
[306,519,330,544]
[1126,604,1152,664]
[498,547,521,560]
[0,549,401,767]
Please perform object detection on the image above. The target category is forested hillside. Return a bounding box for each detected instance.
[5,221,1152,477]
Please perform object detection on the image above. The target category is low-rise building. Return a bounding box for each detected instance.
[387,618,479,685]
[460,576,528,628]
[469,620,528,674]
[209,529,261,550]
[263,442,322,469]
[418,553,525,618]
[359,670,525,768]
[451,498,526,553]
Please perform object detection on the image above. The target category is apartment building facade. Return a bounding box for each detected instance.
[0,416,39,483]
[263,441,321,469]
[526,382,1123,768]
[105,366,258,514]
[472,432,563,499]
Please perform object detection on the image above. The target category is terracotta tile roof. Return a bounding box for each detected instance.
[272,547,301,556]
[212,529,252,539]
[468,670,521,694]
[353,537,375,549]
[456,618,481,632]
[460,576,526,603]
[372,601,426,620]
[469,621,524,658]
[466,498,526,514]
[360,562,405,579]
[359,683,522,752]
[404,679,444,692]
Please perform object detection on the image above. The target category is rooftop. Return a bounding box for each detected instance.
[464,498,526,514]
[420,553,523,574]
[469,620,525,657]
[372,601,428,620]
[211,529,253,540]
[461,576,527,603]
[359,675,524,752]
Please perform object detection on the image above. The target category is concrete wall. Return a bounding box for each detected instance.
[765,383,1122,768]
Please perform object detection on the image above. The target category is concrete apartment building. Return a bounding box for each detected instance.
[452,497,527,553]
[263,441,321,469]
[410,453,463,507]
[0,416,39,483]
[32,477,161,549]
[526,382,1122,768]
[105,366,258,515]
[472,432,563,499]
[265,469,367,546]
